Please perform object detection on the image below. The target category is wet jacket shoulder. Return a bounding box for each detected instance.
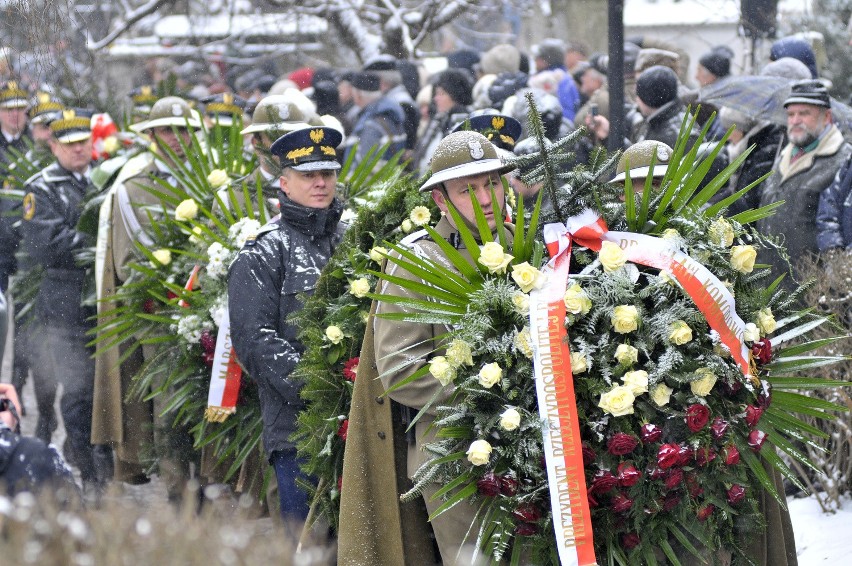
[632,99,697,149]
[228,195,346,455]
[0,423,76,496]
[817,152,852,251]
[348,95,407,167]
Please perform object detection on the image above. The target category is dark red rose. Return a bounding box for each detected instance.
[590,470,618,494]
[512,503,542,523]
[694,446,716,466]
[748,429,767,452]
[686,473,704,498]
[343,357,360,381]
[664,468,683,490]
[752,339,772,365]
[477,471,500,497]
[685,404,710,433]
[622,532,640,550]
[697,504,715,522]
[499,474,519,496]
[337,419,349,441]
[142,298,157,314]
[710,417,729,440]
[640,423,663,444]
[582,443,597,466]
[727,484,746,505]
[202,351,215,368]
[657,444,681,469]
[757,380,772,409]
[200,329,216,354]
[167,290,179,300]
[608,433,639,456]
[617,463,641,487]
[721,379,743,396]
[677,445,693,466]
[646,466,666,480]
[723,444,740,466]
[662,493,681,512]
[745,405,763,428]
[611,493,634,513]
[514,522,538,536]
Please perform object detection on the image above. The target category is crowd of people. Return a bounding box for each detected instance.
[0,29,848,564]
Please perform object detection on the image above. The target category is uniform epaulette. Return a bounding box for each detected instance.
[242,218,280,248]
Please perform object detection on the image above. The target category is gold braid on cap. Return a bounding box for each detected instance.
[321,146,336,156]
[50,109,90,133]
[286,146,314,161]
[206,102,241,115]
[499,134,515,146]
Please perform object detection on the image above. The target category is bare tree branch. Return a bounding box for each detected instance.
[88,0,180,51]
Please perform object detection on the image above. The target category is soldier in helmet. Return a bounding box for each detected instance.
[338,130,516,565]
[128,85,159,124]
[609,139,673,198]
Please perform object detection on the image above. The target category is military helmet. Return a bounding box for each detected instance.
[420,130,516,192]
[131,96,202,132]
[240,95,316,135]
[610,140,673,183]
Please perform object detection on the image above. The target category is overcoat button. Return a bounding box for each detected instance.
[375,396,384,404]
[377,431,386,439]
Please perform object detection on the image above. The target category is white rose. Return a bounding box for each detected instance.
[598,385,636,417]
[650,383,674,407]
[614,344,639,365]
[743,322,761,343]
[369,246,388,263]
[349,278,371,298]
[669,320,693,345]
[325,325,344,344]
[611,305,639,334]
[174,198,199,221]
[409,205,431,226]
[429,356,456,386]
[756,308,777,334]
[207,168,229,188]
[401,219,413,233]
[599,241,627,272]
[151,249,172,267]
[730,245,757,273]
[478,242,513,274]
[189,225,204,244]
[499,407,522,431]
[563,283,592,315]
[621,370,649,396]
[466,439,493,466]
[690,367,717,397]
[662,228,680,240]
[511,262,544,292]
[570,352,588,374]
[512,292,530,315]
[478,362,503,389]
[102,136,120,155]
[709,217,735,247]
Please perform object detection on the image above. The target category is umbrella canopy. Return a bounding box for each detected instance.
[698,75,852,134]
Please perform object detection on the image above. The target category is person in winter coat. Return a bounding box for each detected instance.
[343,72,406,171]
[412,68,474,174]
[631,65,698,148]
[816,151,852,251]
[228,126,347,527]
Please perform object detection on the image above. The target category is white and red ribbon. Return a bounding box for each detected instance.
[204,307,243,422]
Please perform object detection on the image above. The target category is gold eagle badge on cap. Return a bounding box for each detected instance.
[491,116,505,130]
[310,129,324,144]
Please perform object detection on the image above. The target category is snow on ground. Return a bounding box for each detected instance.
[790,493,852,565]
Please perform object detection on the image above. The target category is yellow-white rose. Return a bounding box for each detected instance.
[409,206,431,226]
[563,283,592,315]
[512,291,530,315]
[599,241,627,272]
[662,228,681,240]
[349,278,371,298]
[611,305,640,334]
[207,168,229,188]
[709,217,735,247]
[614,344,639,365]
[690,367,717,397]
[570,352,588,374]
[511,262,544,292]
[730,245,757,273]
[478,362,503,389]
[650,383,674,407]
[478,242,513,274]
[102,135,120,155]
[598,385,636,417]
[499,407,522,431]
[743,322,761,343]
[515,327,533,358]
[369,246,388,263]
[622,370,649,396]
[446,339,474,367]
[188,225,204,244]
[401,219,413,233]
[325,325,344,344]
[756,308,777,334]
[429,356,456,386]
[466,439,493,466]
[669,320,693,345]
[174,198,199,221]
[150,249,172,267]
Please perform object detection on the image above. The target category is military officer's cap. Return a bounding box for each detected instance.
[240,95,315,136]
[0,80,29,109]
[131,96,202,132]
[49,108,93,144]
[129,85,159,117]
[201,92,248,126]
[451,110,522,153]
[420,130,516,192]
[28,90,63,124]
[270,126,342,172]
[610,140,672,183]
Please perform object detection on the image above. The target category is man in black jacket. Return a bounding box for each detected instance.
[228,126,347,526]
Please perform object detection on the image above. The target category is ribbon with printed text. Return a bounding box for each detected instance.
[204,306,243,422]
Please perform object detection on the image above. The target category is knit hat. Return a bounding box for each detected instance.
[479,44,522,76]
[770,37,818,79]
[698,46,734,79]
[487,72,529,109]
[446,49,481,77]
[760,57,812,80]
[635,65,679,108]
[363,54,398,72]
[783,79,831,109]
[288,67,315,90]
[434,68,474,107]
[718,107,757,133]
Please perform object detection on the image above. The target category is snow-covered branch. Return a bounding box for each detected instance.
[88,0,180,51]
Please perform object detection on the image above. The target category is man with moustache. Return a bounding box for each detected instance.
[757,80,851,284]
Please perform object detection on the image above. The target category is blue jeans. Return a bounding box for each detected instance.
[270,449,310,523]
